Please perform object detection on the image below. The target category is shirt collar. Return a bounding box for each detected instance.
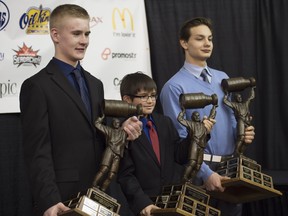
[183,61,212,79]
[52,57,81,76]
[140,115,155,127]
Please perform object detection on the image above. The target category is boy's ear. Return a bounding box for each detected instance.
[50,28,59,43]
[180,39,188,50]
[122,95,132,103]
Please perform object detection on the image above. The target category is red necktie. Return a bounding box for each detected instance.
[147,120,160,163]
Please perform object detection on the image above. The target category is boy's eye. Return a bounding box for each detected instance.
[133,94,158,102]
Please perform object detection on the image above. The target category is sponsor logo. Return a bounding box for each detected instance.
[90,16,103,28]
[101,48,136,60]
[19,4,51,34]
[0,52,4,61]
[0,1,10,31]
[112,8,134,31]
[13,43,41,67]
[101,48,111,60]
[113,77,122,87]
[0,80,17,98]
[112,52,136,59]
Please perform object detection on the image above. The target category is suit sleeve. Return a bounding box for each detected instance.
[20,78,61,213]
[117,148,153,215]
[165,116,189,165]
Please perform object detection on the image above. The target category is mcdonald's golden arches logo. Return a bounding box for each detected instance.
[112,8,134,31]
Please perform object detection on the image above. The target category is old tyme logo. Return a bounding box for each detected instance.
[13,43,41,67]
[0,1,10,31]
[19,4,51,34]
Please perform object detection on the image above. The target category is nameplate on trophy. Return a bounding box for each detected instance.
[151,182,220,216]
[208,155,282,203]
[87,187,121,213]
[77,196,99,216]
[59,187,120,216]
[161,183,210,204]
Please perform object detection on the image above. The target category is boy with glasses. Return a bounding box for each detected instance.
[117,72,213,216]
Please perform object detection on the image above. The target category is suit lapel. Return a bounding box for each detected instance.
[84,71,102,122]
[46,61,91,123]
[138,132,161,167]
[152,113,166,167]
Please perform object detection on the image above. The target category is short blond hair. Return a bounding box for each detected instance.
[49,4,90,29]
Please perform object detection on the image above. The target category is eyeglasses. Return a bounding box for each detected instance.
[130,94,158,102]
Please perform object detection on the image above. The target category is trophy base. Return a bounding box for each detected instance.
[151,182,220,216]
[208,177,282,203]
[152,207,221,216]
[152,207,195,216]
[59,187,120,216]
[59,208,90,216]
[210,155,283,203]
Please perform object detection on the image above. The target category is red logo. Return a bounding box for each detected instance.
[101,48,111,60]
[13,43,41,67]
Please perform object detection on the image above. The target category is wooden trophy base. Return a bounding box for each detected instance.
[152,207,220,216]
[59,187,120,216]
[209,177,282,203]
[209,155,283,203]
[59,206,90,216]
[151,182,220,216]
[152,207,196,216]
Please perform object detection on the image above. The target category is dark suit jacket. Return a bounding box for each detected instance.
[20,60,105,215]
[117,112,189,215]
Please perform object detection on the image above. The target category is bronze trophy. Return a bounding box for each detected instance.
[152,93,221,216]
[208,77,282,203]
[60,100,143,216]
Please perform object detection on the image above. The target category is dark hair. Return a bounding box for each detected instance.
[179,17,213,42]
[120,72,157,98]
[50,4,90,29]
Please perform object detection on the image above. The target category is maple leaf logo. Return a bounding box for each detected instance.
[13,43,39,56]
[13,43,41,67]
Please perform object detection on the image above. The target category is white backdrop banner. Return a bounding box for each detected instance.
[0,0,151,113]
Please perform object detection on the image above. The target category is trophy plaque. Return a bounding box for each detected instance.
[207,77,282,203]
[151,182,220,216]
[59,187,120,216]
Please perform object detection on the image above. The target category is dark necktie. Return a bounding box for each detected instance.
[72,68,91,118]
[146,120,160,163]
[200,69,209,83]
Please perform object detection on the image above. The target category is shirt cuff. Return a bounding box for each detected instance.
[196,162,213,182]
